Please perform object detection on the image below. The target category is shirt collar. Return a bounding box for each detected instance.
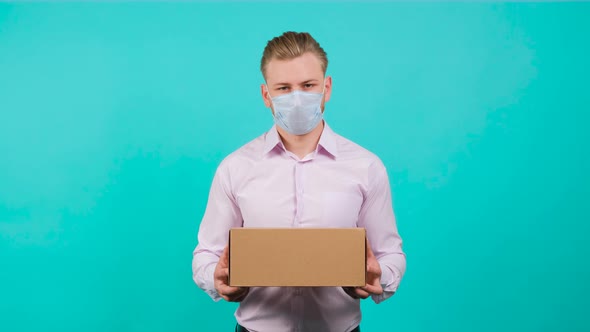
[317,122,339,158]
[263,121,339,158]
[263,124,283,155]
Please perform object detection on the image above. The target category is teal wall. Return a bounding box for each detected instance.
[1,3,589,332]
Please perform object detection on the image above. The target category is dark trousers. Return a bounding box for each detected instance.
[235,324,360,332]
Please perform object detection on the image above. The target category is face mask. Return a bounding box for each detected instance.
[267,83,325,135]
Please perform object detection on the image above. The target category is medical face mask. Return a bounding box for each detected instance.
[267,83,325,135]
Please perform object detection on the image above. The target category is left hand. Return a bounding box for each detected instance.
[214,246,250,302]
[343,239,383,299]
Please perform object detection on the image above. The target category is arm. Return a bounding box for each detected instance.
[357,160,406,304]
[192,161,244,301]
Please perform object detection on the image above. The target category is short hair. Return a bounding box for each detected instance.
[260,31,328,79]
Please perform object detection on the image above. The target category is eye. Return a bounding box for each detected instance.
[304,84,314,89]
[277,86,289,91]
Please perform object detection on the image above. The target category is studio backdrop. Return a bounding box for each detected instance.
[0,2,588,332]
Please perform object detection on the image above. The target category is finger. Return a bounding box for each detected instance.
[360,283,383,295]
[353,287,370,299]
[222,284,243,295]
[214,267,229,280]
[217,284,242,296]
[234,286,248,296]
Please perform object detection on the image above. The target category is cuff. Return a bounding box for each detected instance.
[371,262,396,304]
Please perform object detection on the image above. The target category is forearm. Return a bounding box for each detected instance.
[192,161,243,301]
[192,248,222,301]
[373,252,406,304]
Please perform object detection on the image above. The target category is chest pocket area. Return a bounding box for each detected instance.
[321,191,363,227]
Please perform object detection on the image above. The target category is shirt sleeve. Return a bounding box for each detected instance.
[357,159,406,304]
[192,160,243,302]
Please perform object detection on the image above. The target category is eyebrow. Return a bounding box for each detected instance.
[273,79,319,87]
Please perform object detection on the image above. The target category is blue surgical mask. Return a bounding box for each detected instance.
[267,84,325,135]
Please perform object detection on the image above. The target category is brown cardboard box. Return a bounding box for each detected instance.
[229,228,366,287]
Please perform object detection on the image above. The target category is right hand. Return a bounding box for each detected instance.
[214,245,249,302]
[342,238,383,300]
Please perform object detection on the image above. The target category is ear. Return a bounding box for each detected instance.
[261,84,272,108]
[324,76,333,103]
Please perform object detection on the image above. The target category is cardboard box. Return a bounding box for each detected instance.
[229,228,366,287]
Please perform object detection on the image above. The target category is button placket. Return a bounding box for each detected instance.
[294,162,304,226]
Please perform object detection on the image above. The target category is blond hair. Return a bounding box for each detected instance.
[261,31,328,79]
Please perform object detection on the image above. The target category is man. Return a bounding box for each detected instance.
[192,31,406,332]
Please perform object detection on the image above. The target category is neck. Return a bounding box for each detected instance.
[277,121,324,159]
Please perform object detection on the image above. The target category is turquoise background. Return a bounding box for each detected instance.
[1,2,589,332]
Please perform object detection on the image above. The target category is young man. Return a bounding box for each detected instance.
[192,31,406,332]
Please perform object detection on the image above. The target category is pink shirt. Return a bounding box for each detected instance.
[192,123,406,332]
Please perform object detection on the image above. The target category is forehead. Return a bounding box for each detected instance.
[265,52,324,84]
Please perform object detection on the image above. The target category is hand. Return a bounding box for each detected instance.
[343,239,383,299]
[214,245,249,302]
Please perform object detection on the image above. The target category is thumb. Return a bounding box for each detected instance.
[366,239,376,259]
[220,245,230,267]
